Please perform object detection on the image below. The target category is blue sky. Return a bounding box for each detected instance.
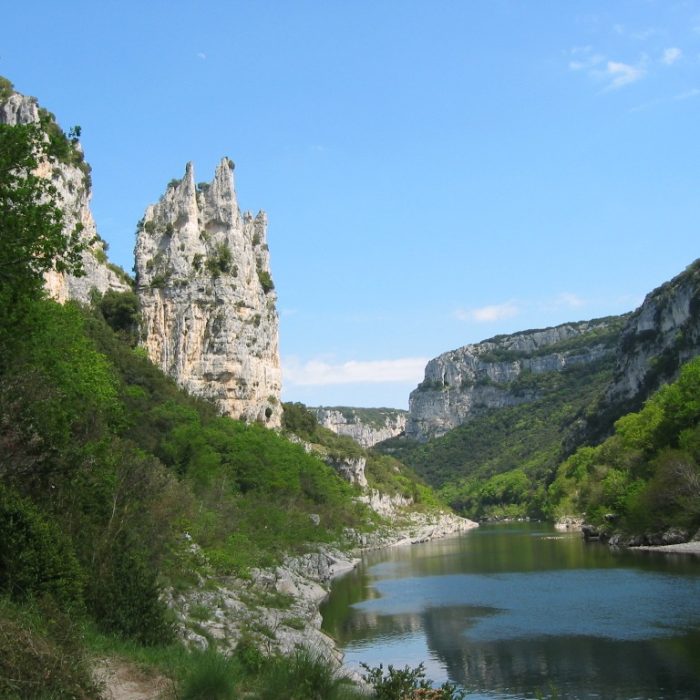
[3,1,699,408]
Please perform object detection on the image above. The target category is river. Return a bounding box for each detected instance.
[321,522,700,699]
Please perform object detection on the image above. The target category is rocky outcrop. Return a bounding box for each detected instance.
[314,407,407,448]
[134,159,282,426]
[569,260,700,447]
[323,455,368,487]
[0,88,131,303]
[168,512,478,663]
[602,261,700,413]
[407,318,623,441]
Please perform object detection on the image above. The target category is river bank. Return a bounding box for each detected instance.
[165,507,478,670]
[632,540,700,555]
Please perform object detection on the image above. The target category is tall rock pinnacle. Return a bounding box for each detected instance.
[134,159,282,426]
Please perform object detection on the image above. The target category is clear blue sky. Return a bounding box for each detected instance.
[3,1,699,408]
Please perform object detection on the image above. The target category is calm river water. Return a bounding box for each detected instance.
[321,523,700,699]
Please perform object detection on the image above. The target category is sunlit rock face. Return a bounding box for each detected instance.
[604,260,700,406]
[313,407,408,448]
[134,159,282,426]
[407,319,619,441]
[0,91,131,302]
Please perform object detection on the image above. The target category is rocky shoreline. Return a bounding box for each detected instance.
[167,508,478,669]
[556,516,700,555]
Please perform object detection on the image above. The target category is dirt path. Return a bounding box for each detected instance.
[94,658,173,700]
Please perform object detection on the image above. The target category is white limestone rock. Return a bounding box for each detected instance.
[322,455,368,487]
[407,318,618,441]
[313,407,407,448]
[134,159,282,426]
[604,259,700,406]
[0,90,131,303]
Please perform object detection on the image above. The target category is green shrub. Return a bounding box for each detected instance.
[0,597,100,700]
[0,75,14,101]
[0,484,84,609]
[180,649,238,700]
[205,243,233,276]
[95,289,140,344]
[361,662,465,700]
[257,268,274,293]
[256,650,359,700]
[87,531,174,646]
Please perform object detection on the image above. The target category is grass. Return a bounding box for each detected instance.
[86,628,367,699]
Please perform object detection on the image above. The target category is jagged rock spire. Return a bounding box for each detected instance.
[135,159,282,426]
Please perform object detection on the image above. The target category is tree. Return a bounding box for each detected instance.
[0,119,85,339]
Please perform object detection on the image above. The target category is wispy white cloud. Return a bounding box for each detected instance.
[454,302,520,323]
[675,87,700,100]
[661,47,682,65]
[456,293,591,324]
[569,47,646,91]
[197,52,207,60]
[568,46,605,71]
[554,292,586,309]
[631,28,660,41]
[603,60,646,90]
[283,357,428,386]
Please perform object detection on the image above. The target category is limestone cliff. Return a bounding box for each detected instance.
[134,159,282,426]
[407,318,624,441]
[313,407,407,448]
[580,259,700,443]
[0,86,131,302]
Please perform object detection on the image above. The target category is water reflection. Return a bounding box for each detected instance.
[321,524,700,699]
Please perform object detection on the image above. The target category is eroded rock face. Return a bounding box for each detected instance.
[606,259,700,406]
[323,455,367,488]
[407,319,620,441]
[0,91,131,302]
[313,407,407,448]
[134,159,282,426]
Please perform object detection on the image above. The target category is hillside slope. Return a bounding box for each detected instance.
[384,259,700,520]
[379,318,626,518]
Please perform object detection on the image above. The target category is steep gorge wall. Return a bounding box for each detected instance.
[313,407,407,448]
[407,318,622,441]
[580,259,700,443]
[0,89,131,302]
[407,259,700,447]
[134,159,282,426]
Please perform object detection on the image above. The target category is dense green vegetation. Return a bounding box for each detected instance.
[380,357,616,519]
[0,296,369,631]
[0,109,375,697]
[0,104,457,696]
[282,401,444,508]
[547,356,700,538]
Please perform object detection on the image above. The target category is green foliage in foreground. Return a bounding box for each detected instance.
[547,356,700,536]
[380,358,615,519]
[0,597,100,699]
[0,298,368,643]
[86,632,463,700]
[0,116,85,345]
[362,662,466,700]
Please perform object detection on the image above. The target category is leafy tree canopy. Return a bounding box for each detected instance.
[0,118,85,339]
